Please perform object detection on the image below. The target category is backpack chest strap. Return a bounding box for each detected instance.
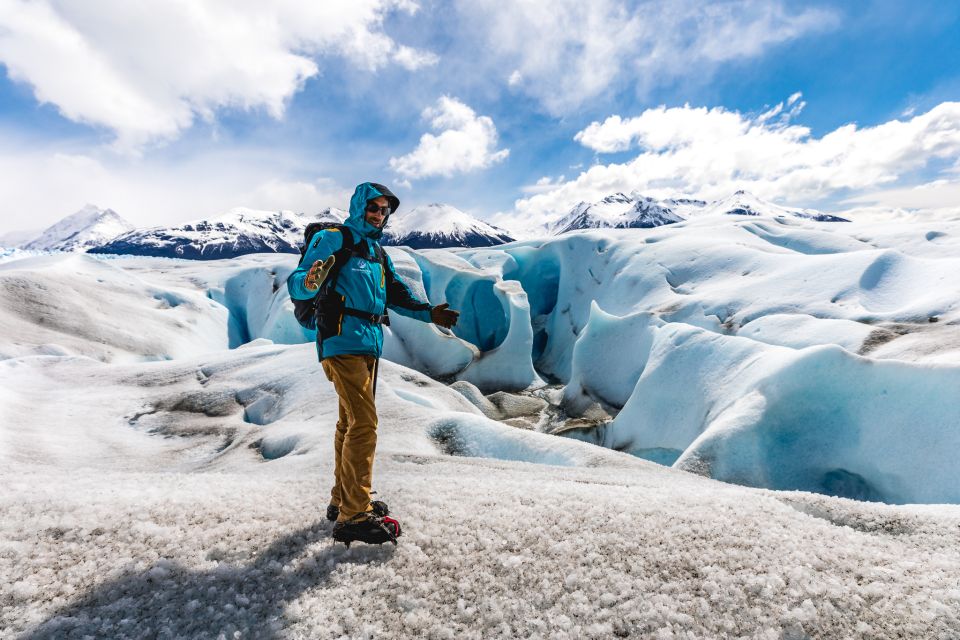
[341,307,390,326]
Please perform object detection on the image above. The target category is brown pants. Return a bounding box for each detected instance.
[321,354,378,522]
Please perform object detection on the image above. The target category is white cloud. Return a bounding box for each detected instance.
[574,115,645,154]
[392,44,440,71]
[0,0,435,150]
[515,100,960,221]
[388,96,509,179]
[842,179,960,213]
[241,178,353,214]
[456,0,838,114]
[0,143,352,231]
[521,175,566,194]
[575,94,806,153]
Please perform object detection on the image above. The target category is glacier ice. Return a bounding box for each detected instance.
[3,211,960,507]
[561,301,662,415]
[5,210,960,637]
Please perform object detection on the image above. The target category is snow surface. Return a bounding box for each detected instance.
[4,209,960,637]
[4,343,960,639]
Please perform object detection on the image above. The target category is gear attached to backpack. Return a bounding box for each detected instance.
[292,223,391,340]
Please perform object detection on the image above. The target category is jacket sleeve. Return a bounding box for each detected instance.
[287,229,345,301]
[384,253,433,323]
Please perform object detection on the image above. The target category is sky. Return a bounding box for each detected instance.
[0,0,959,236]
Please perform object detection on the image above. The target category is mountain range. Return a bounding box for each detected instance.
[89,208,313,260]
[87,203,513,259]
[547,190,848,235]
[5,191,848,260]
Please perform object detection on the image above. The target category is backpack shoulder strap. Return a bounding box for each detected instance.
[372,243,393,283]
[334,224,355,252]
[321,225,355,294]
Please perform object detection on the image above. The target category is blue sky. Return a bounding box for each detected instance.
[1,0,959,235]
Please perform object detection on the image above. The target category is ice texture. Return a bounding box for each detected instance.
[4,211,960,504]
[3,340,960,638]
[4,209,960,637]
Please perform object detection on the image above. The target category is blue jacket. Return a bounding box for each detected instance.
[288,182,433,359]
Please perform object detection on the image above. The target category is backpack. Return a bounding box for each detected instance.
[292,223,389,333]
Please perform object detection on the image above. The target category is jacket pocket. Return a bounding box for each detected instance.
[316,294,345,342]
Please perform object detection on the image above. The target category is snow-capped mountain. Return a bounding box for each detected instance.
[383,203,514,248]
[551,193,685,234]
[315,206,347,226]
[89,208,316,260]
[88,203,508,258]
[549,190,848,235]
[22,204,134,252]
[698,190,850,222]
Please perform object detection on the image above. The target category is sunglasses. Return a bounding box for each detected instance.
[365,203,392,216]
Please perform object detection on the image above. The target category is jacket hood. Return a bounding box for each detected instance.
[346,182,400,240]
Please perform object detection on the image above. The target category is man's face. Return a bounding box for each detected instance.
[365,196,389,228]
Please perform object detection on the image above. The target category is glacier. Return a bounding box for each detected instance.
[4,212,960,504]
[3,209,960,637]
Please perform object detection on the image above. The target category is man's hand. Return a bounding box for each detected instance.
[304,255,336,291]
[431,303,459,329]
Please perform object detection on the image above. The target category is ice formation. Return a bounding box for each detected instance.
[4,211,960,505]
[4,208,960,637]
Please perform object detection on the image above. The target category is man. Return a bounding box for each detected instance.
[287,182,459,546]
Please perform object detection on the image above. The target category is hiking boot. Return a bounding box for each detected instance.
[332,514,402,547]
[326,500,389,522]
